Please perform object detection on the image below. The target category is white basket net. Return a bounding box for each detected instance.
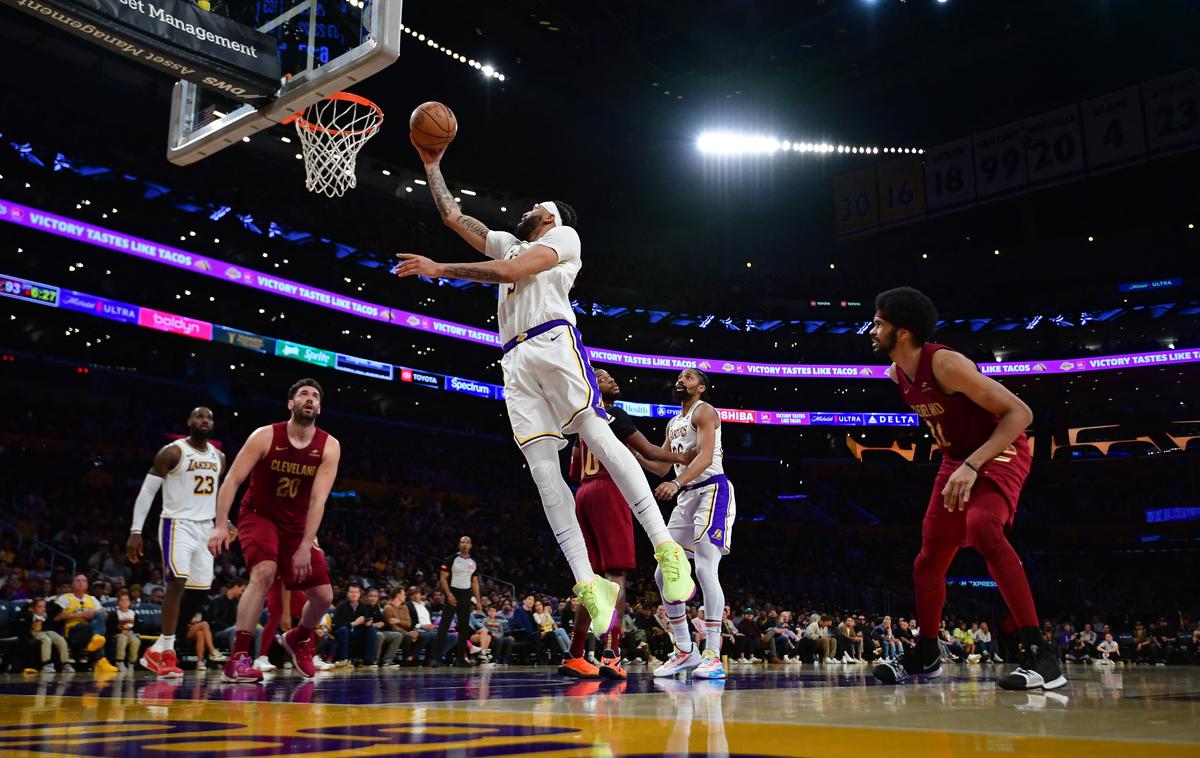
[293,93,384,198]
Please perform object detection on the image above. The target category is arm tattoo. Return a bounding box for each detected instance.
[426,165,457,219]
[457,215,490,239]
[442,263,505,283]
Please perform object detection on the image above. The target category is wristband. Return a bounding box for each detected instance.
[964,461,980,473]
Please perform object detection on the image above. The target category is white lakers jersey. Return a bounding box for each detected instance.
[161,439,221,521]
[666,401,724,480]
[484,226,582,344]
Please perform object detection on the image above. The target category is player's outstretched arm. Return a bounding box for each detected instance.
[209,426,272,555]
[634,431,675,478]
[413,138,491,254]
[625,429,693,466]
[392,247,559,285]
[127,443,182,563]
[655,405,718,500]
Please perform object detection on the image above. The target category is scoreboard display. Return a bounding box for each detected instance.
[0,274,60,307]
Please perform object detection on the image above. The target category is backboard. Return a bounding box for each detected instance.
[167,0,402,165]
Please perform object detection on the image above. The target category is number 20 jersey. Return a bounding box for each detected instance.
[161,438,222,521]
[241,421,329,529]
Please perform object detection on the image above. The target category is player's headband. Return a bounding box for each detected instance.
[539,201,563,227]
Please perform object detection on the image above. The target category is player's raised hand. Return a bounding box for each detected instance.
[392,254,446,279]
[941,464,977,512]
[410,133,446,166]
[208,523,231,557]
[126,533,143,565]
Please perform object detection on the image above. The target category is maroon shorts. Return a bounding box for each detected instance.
[238,510,331,590]
[575,477,636,574]
[924,442,1031,547]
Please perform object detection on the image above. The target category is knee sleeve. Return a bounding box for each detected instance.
[693,540,725,620]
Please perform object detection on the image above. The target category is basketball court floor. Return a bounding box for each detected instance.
[0,663,1195,756]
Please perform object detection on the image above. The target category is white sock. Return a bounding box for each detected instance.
[155,634,175,652]
[576,414,671,546]
[694,540,726,654]
[521,440,595,585]
[655,566,693,651]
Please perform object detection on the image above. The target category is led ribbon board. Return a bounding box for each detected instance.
[3,272,922,427]
[3,198,1199,379]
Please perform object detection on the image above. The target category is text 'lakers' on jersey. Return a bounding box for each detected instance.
[242,422,329,528]
[666,401,724,480]
[484,226,582,344]
[162,438,222,521]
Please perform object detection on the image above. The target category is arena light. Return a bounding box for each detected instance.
[698,132,917,157]
[696,132,782,155]
[400,25,508,81]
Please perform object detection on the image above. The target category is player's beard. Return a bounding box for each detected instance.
[515,215,541,241]
[672,386,689,402]
[602,388,621,403]
[872,329,897,355]
[292,405,318,424]
[189,425,212,439]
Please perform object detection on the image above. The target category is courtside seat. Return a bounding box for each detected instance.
[1053,444,1104,461]
[1106,440,1158,457]
[861,449,907,463]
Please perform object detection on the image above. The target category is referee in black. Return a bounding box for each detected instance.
[432,535,482,667]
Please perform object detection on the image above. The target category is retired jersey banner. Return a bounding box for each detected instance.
[0,0,280,101]
[876,155,926,227]
[1082,85,1148,173]
[1023,104,1084,185]
[833,165,880,238]
[1141,69,1200,154]
[972,120,1028,198]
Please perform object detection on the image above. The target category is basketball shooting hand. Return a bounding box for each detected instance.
[208,524,231,556]
[942,464,977,511]
[126,533,143,565]
[291,545,312,584]
[410,133,446,165]
[392,254,446,279]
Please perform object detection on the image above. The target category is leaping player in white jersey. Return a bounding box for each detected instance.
[638,369,734,680]
[127,407,226,677]
[392,136,695,639]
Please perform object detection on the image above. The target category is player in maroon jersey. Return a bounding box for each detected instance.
[208,379,342,683]
[560,369,690,680]
[869,288,1065,691]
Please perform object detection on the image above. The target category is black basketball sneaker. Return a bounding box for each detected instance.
[873,637,942,684]
[997,631,1068,691]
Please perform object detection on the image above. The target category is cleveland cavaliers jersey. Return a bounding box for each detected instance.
[666,401,724,480]
[895,342,1030,463]
[161,438,222,521]
[241,422,330,530]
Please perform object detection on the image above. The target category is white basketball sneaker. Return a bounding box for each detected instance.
[692,649,726,680]
[653,646,703,677]
[252,655,277,672]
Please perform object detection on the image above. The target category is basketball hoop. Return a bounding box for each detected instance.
[291,92,384,198]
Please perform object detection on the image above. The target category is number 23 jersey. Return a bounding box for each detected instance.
[161,438,222,521]
[241,421,329,529]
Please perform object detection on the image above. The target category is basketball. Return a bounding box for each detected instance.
[409,101,457,150]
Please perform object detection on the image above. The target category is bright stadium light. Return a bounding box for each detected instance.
[697,131,919,158]
[696,132,782,155]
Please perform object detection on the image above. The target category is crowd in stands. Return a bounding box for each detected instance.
[1,364,1198,676]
